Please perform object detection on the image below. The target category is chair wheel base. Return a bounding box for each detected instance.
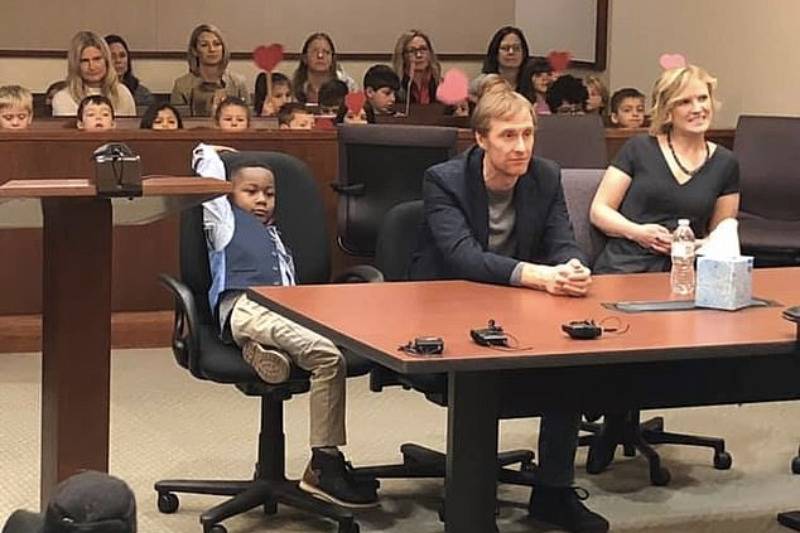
[714,451,732,470]
[792,456,800,474]
[157,492,179,514]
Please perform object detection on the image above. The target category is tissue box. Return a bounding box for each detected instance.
[695,256,754,310]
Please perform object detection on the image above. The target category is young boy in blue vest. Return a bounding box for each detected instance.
[193,144,378,508]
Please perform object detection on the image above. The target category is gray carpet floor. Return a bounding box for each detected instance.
[2,349,800,532]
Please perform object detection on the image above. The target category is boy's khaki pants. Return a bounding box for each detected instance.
[230,295,346,448]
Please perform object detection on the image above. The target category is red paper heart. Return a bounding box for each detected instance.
[435,69,469,105]
[659,53,687,70]
[253,44,284,72]
[345,92,366,113]
[547,51,572,72]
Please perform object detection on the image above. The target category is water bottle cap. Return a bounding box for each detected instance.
[678,218,690,226]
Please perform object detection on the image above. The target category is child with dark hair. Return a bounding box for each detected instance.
[278,102,314,130]
[517,58,553,114]
[254,72,293,116]
[214,96,250,130]
[545,74,588,114]
[77,94,115,131]
[363,64,399,115]
[609,87,645,129]
[318,79,348,115]
[140,102,184,130]
[192,144,379,508]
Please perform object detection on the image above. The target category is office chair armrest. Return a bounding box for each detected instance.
[330,183,366,196]
[332,264,384,283]
[158,274,202,377]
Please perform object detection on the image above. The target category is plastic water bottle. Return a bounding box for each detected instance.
[670,219,695,296]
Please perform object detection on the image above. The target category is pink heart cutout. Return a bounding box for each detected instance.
[659,53,687,70]
[547,51,572,72]
[435,69,469,105]
[253,44,284,72]
[345,92,366,113]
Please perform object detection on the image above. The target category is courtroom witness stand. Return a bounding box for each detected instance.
[291,33,357,105]
[214,96,250,131]
[409,87,608,533]
[517,57,554,115]
[588,65,740,470]
[392,30,441,105]
[254,72,293,117]
[170,24,249,117]
[139,102,183,130]
[104,34,155,108]
[608,88,646,129]
[76,95,116,132]
[278,102,314,130]
[474,26,531,92]
[52,31,136,117]
[0,85,34,130]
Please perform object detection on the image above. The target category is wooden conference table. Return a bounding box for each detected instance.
[0,176,230,506]
[249,268,800,533]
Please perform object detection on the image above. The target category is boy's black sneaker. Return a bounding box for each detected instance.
[528,485,609,533]
[299,450,379,508]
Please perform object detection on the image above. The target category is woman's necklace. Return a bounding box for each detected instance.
[668,130,710,176]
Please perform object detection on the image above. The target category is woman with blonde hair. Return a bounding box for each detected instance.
[170,24,249,117]
[391,30,441,105]
[51,31,136,117]
[587,65,740,474]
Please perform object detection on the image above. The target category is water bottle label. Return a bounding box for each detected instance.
[671,242,692,258]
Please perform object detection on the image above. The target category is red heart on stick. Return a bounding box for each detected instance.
[253,44,284,72]
[345,92,366,113]
[547,50,572,72]
[436,69,469,105]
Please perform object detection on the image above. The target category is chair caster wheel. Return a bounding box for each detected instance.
[157,492,179,514]
[338,521,360,533]
[714,451,732,470]
[650,467,671,486]
[207,525,227,533]
[792,456,800,474]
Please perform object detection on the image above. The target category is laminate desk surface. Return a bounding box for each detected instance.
[248,268,800,373]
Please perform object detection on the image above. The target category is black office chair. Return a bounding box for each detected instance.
[332,124,459,256]
[154,151,375,533]
[733,115,800,266]
[352,200,536,492]
[535,114,608,168]
[560,168,732,486]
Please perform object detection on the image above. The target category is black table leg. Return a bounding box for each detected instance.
[445,371,499,533]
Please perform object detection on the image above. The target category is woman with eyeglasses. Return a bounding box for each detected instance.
[480,26,531,90]
[291,32,357,104]
[391,30,441,105]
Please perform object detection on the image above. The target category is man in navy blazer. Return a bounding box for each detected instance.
[410,87,608,533]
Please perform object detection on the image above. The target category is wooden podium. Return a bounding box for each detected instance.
[0,176,230,506]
